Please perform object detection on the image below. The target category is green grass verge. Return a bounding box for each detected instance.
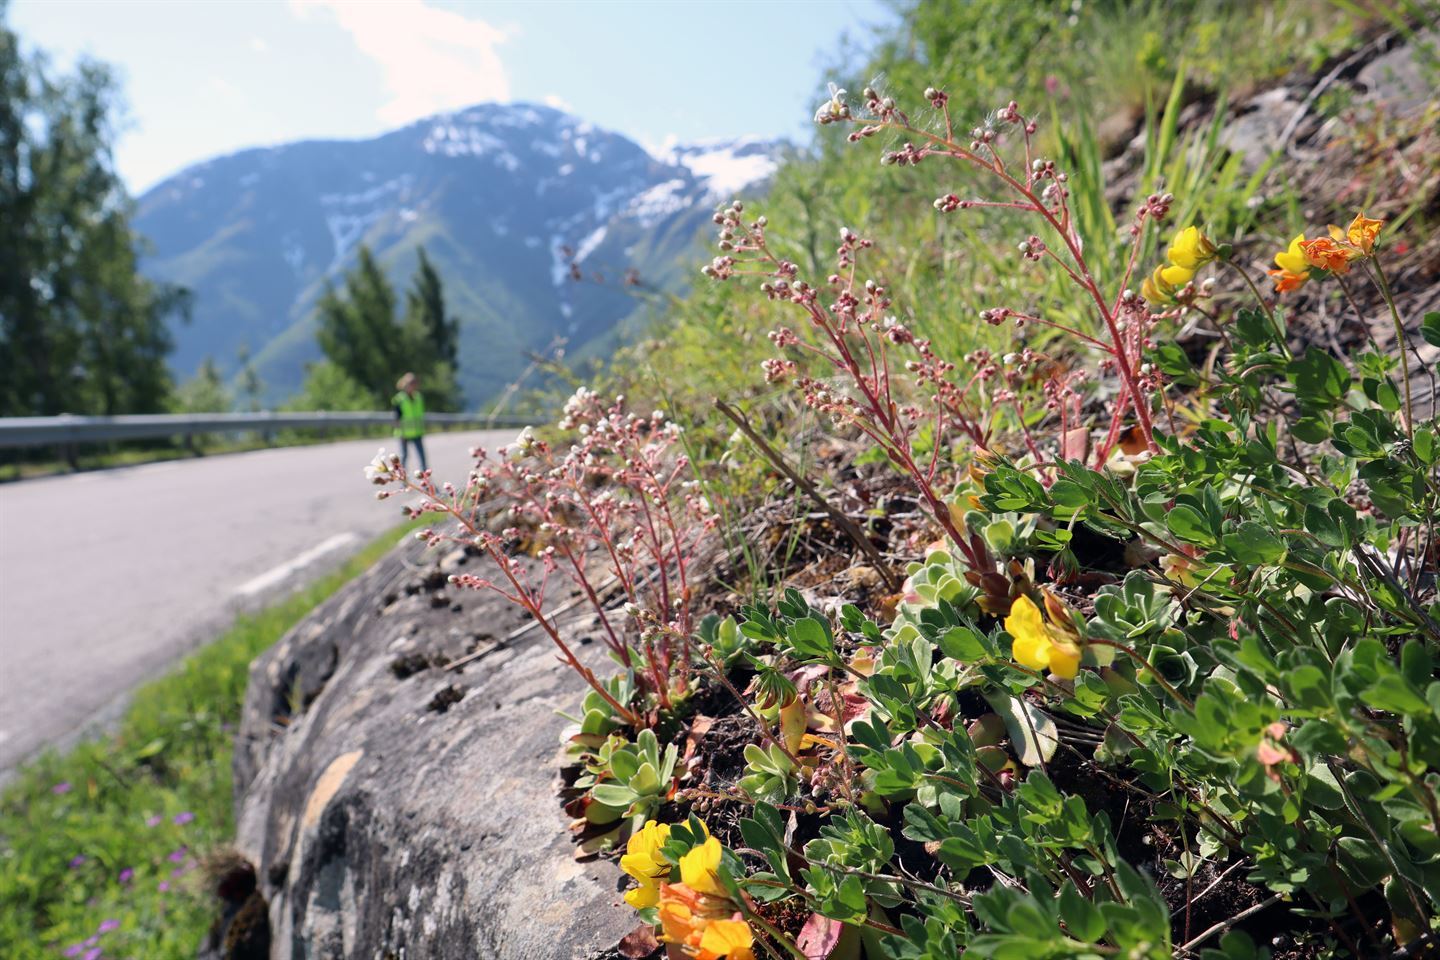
[0,519,426,959]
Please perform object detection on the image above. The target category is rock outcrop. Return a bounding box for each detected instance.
[231,531,636,959]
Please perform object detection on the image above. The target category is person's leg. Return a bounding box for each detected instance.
[415,437,428,474]
[399,438,412,472]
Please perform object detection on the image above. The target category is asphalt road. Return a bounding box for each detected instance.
[0,429,517,773]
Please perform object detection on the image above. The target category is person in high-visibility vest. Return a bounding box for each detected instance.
[392,372,428,473]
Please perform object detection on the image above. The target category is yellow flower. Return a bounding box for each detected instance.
[1166,226,1217,270]
[1141,263,1184,306]
[621,820,680,909]
[1269,234,1312,294]
[680,836,726,896]
[1159,262,1195,287]
[698,919,755,960]
[620,820,671,885]
[1005,594,1081,679]
[1273,234,1309,274]
[1329,212,1383,256]
[625,880,661,909]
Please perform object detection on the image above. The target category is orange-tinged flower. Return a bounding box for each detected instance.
[1300,236,1354,274]
[1269,234,1311,294]
[1268,268,1309,293]
[679,836,726,896]
[697,919,756,960]
[657,885,754,959]
[657,884,707,945]
[1329,212,1383,256]
[1005,594,1081,679]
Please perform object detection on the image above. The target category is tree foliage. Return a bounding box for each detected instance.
[170,356,230,415]
[0,5,188,417]
[310,244,461,411]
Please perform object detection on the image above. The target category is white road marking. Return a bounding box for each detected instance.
[232,532,362,600]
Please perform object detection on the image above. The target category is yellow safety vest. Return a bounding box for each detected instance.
[393,391,425,439]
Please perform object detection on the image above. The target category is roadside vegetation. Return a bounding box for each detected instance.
[7,0,1440,957]
[371,1,1440,958]
[0,520,427,959]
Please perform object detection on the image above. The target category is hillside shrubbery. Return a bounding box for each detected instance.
[372,10,1440,955]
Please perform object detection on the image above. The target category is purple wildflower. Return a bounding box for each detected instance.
[98,919,120,934]
[145,814,163,827]
[157,880,170,893]
[69,854,87,869]
[118,867,134,884]
[172,811,195,826]
[167,846,187,863]
[83,949,102,960]
[52,781,72,795]
[63,945,83,958]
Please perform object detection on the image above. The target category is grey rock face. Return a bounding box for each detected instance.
[232,534,636,959]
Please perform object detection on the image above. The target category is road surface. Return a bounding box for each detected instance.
[0,429,516,773]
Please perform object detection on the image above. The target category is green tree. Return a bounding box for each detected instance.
[172,357,231,414]
[287,360,375,412]
[308,244,462,411]
[0,5,188,417]
[314,246,400,405]
[402,246,461,411]
[405,246,458,371]
[235,344,264,412]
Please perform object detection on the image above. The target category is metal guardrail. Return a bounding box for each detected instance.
[0,411,535,449]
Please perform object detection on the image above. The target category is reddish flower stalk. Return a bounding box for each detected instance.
[813,89,1170,466]
[364,392,716,724]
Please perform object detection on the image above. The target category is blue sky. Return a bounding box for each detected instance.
[10,0,893,194]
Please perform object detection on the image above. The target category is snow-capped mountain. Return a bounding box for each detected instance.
[133,103,782,404]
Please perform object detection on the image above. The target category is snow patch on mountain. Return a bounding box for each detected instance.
[320,175,414,270]
[574,226,608,263]
[667,139,779,202]
[626,179,689,227]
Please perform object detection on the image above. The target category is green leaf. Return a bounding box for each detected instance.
[938,625,987,661]
[987,694,1058,767]
[1363,673,1430,715]
[1421,312,1440,348]
[1303,502,1347,548]
[1222,521,1285,565]
[1165,504,1214,545]
[1291,348,1350,406]
[1058,881,1105,942]
[787,616,834,660]
[590,783,639,808]
[1285,665,1333,711]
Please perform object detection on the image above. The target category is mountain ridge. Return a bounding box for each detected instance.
[134,101,782,405]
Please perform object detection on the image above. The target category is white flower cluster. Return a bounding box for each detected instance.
[363,448,398,484]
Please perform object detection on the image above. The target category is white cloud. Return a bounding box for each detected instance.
[291,0,510,125]
[249,36,270,54]
[542,93,574,113]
